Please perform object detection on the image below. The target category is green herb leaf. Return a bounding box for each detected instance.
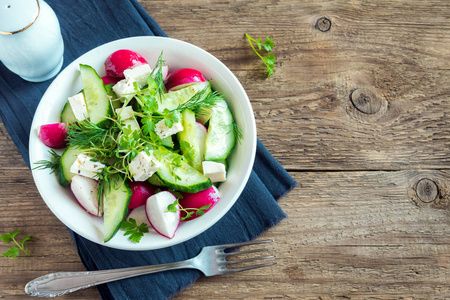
[0,230,21,243]
[32,150,61,175]
[166,199,180,213]
[141,117,156,136]
[2,246,19,258]
[20,235,32,248]
[245,33,276,78]
[263,36,274,52]
[1,230,32,257]
[166,199,211,220]
[120,218,149,243]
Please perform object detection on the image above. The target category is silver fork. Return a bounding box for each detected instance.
[25,239,276,298]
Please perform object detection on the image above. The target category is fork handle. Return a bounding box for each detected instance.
[25,259,195,298]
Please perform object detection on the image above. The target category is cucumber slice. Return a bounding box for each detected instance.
[177,109,202,171]
[156,152,212,193]
[60,101,77,124]
[79,64,112,127]
[105,83,121,110]
[103,179,131,242]
[160,136,174,149]
[59,146,84,186]
[157,81,211,113]
[147,173,164,186]
[204,99,236,161]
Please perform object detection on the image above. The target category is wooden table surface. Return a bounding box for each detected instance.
[1,0,449,299]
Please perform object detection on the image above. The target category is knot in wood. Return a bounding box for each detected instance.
[315,17,331,32]
[349,88,382,114]
[415,178,439,203]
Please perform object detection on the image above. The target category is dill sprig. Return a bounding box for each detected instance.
[32,150,61,174]
[175,87,221,115]
[233,122,243,143]
[96,166,125,211]
[151,52,167,100]
[66,120,113,149]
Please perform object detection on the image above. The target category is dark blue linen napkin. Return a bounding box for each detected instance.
[0,0,296,299]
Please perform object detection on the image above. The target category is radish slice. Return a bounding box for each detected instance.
[70,175,102,216]
[179,186,220,220]
[104,49,147,79]
[127,205,150,227]
[128,181,157,209]
[153,65,169,81]
[38,122,68,149]
[165,68,206,92]
[145,191,180,239]
[196,121,207,161]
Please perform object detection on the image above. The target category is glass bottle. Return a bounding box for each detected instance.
[0,0,64,82]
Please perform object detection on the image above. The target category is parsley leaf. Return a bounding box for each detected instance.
[245,33,276,77]
[120,218,149,243]
[3,246,20,258]
[1,230,32,257]
[263,36,275,52]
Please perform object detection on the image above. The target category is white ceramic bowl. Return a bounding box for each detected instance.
[29,36,256,251]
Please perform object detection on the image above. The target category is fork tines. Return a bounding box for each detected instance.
[216,239,276,274]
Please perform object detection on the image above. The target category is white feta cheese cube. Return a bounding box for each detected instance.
[115,106,135,120]
[112,79,137,101]
[68,92,89,121]
[124,64,152,88]
[70,154,105,179]
[129,151,161,181]
[154,120,184,139]
[202,161,227,182]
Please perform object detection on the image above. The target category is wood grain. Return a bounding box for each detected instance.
[142,0,450,171]
[0,0,449,299]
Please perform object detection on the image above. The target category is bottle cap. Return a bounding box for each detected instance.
[0,0,40,35]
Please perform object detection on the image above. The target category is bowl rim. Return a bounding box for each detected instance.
[29,36,257,250]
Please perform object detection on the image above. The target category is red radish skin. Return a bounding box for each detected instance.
[128,181,158,209]
[38,122,68,149]
[179,186,220,220]
[101,75,119,85]
[165,68,206,92]
[145,191,180,239]
[70,175,102,217]
[104,49,147,79]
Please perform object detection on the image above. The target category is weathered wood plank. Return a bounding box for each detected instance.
[141,0,450,171]
[0,1,449,299]
[174,170,450,299]
[0,158,448,298]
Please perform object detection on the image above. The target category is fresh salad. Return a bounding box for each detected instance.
[35,49,242,243]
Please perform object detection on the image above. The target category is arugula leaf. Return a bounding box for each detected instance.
[1,230,32,257]
[120,218,149,243]
[245,33,276,77]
